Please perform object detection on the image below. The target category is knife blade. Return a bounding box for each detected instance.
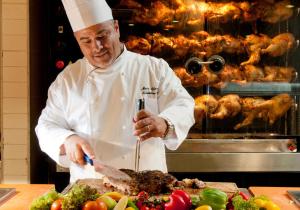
[83,154,131,180]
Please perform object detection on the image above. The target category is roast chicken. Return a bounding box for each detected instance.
[174,64,295,88]
[241,34,271,66]
[243,65,265,82]
[261,66,296,82]
[234,97,268,130]
[261,33,295,57]
[194,95,219,122]
[193,93,293,129]
[125,36,151,55]
[210,94,241,120]
[253,94,293,125]
[118,0,293,27]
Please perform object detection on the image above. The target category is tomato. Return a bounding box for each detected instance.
[51,198,63,210]
[140,205,150,210]
[137,191,149,201]
[82,200,101,210]
[95,198,108,210]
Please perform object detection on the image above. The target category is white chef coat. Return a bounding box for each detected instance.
[35,47,195,183]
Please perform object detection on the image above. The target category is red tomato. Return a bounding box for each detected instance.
[82,200,101,210]
[95,198,108,210]
[51,198,63,210]
[137,191,149,201]
[140,205,150,210]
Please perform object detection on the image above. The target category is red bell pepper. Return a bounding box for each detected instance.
[171,190,192,209]
[165,190,192,210]
[164,194,187,210]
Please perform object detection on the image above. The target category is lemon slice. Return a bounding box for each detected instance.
[113,196,129,210]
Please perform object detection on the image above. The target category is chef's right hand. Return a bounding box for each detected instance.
[63,134,95,166]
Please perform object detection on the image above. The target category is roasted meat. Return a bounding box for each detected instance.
[212,65,246,89]
[261,33,295,57]
[146,33,174,57]
[253,94,293,125]
[174,67,200,87]
[133,1,175,26]
[262,66,295,82]
[125,36,151,55]
[241,34,271,66]
[103,169,178,195]
[118,0,293,26]
[206,2,242,23]
[210,94,241,119]
[243,65,265,82]
[194,95,219,122]
[234,97,267,130]
[261,0,293,23]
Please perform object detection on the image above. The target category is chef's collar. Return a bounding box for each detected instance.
[85,44,127,74]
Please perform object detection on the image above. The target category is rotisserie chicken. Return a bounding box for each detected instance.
[234,97,268,130]
[194,95,219,122]
[212,65,246,88]
[125,36,151,55]
[243,65,265,82]
[253,94,293,125]
[118,0,293,27]
[262,66,295,82]
[210,94,241,119]
[241,34,271,66]
[261,33,295,57]
[261,0,293,23]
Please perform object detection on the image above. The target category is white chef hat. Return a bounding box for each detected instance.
[61,0,113,32]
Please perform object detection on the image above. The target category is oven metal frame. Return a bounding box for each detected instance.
[166,138,300,172]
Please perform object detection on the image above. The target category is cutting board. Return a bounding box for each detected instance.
[65,179,238,197]
[0,184,54,210]
[249,187,300,210]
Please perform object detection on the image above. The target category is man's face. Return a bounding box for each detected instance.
[74,20,122,68]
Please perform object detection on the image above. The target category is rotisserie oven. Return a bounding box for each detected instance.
[112,0,300,173]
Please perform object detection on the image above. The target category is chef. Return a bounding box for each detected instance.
[35,0,195,183]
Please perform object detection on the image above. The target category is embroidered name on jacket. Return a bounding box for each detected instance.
[141,86,158,95]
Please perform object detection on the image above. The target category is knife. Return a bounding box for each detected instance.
[83,154,131,180]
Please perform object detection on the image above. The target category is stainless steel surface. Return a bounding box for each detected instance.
[135,139,141,172]
[166,152,300,172]
[92,160,131,180]
[166,138,299,172]
[168,138,296,153]
[134,98,144,172]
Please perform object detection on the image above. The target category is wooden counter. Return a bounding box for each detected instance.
[0,184,54,210]
[249,187,300,210]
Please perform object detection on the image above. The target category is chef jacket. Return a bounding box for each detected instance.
[35,47,195,183]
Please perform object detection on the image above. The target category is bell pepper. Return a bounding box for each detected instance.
[164,193,188,210]
[199,188,228,210]
[171,190,192,209]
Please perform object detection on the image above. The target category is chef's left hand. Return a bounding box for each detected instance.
[134,110,167,141]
